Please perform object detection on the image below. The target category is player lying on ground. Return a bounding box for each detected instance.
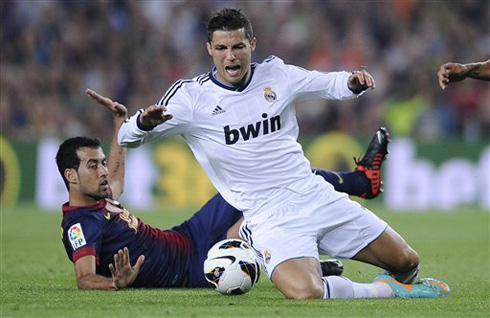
[58,89,384,290]
[437,59,490,89]
[117,8,450,299]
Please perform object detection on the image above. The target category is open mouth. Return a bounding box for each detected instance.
[100,180,109,188]
[225,64,241,75]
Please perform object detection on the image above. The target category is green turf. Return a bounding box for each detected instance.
[1,203,489,317]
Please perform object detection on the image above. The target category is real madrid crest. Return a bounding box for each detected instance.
[264,250,271,264]
[263,86,277,103]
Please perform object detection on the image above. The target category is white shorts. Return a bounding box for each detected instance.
[238,175,387,278]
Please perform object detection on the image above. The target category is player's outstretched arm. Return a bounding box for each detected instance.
[75,255,119,290]
[347,68,375,94]
[86,89,128,199]
[74,248,144,291]
[438,60,490,89]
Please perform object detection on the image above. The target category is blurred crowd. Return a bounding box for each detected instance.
[1,0,489,142]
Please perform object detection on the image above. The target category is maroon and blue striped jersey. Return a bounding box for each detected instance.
[61,194,242,288]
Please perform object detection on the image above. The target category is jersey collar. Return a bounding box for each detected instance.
[62,199,107,215]
[210,63,256,92]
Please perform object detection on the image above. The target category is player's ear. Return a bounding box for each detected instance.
[206,42,213,56]
[250,37,257,52]
[64,168,78,185]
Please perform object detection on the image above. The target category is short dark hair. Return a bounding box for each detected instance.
[56,136,101,190]
[207,8,253,43]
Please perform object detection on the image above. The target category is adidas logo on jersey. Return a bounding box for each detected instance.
[212,105,226,116]
[224,113,281,145]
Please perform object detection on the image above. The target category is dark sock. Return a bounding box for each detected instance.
[312,169,369,196]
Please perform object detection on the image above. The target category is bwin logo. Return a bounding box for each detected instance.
[224,113,281,145]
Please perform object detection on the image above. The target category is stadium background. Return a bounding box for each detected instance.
[1,0,488,211]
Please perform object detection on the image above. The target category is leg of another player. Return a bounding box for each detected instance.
[313,169,370,197]
[226,217,244,238]
[313,127,391,199]
[351,226,420,284]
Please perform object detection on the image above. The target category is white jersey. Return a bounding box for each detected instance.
[119,56,359,213]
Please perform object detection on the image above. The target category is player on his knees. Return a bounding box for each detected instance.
[115,8,451,300]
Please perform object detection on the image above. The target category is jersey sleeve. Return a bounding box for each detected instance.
[273,57,359,101]
[63,214,104,263]
[118,80,195,148]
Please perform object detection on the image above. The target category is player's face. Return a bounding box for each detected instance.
[207,28,256,87]
[74,147,110,201]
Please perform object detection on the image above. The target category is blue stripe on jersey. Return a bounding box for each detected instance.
[196,73,211,85]
[199,76,211,85]
[158,79,192,106]
[158,80,181,105]
[195,74,205,83]
[264,55,276,63]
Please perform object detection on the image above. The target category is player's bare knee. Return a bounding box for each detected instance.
[395,247,419,272]
[275,275,324,299]
[406,248,419,269]
[282,283,323,299]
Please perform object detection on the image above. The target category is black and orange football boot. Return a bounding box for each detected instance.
[354,127,390,199]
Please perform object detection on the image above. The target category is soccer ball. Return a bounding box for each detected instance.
[204,239,261,295]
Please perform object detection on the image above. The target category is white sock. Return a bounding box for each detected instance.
[322,276,394,299]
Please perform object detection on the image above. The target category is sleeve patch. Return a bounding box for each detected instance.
[68,223,87,250]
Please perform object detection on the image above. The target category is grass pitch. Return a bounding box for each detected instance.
[1,203,489,317]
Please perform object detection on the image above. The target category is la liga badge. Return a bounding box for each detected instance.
[68,223,87,250]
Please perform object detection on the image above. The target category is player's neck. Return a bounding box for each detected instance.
[68,190,99,207]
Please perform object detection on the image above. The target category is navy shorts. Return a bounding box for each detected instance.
[172,193,243,287]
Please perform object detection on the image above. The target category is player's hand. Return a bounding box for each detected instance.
[109,247,145,290]
[437,63,468,90]
[85,88,128,121]
[348,68,375,94]
[139,105,174,130]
